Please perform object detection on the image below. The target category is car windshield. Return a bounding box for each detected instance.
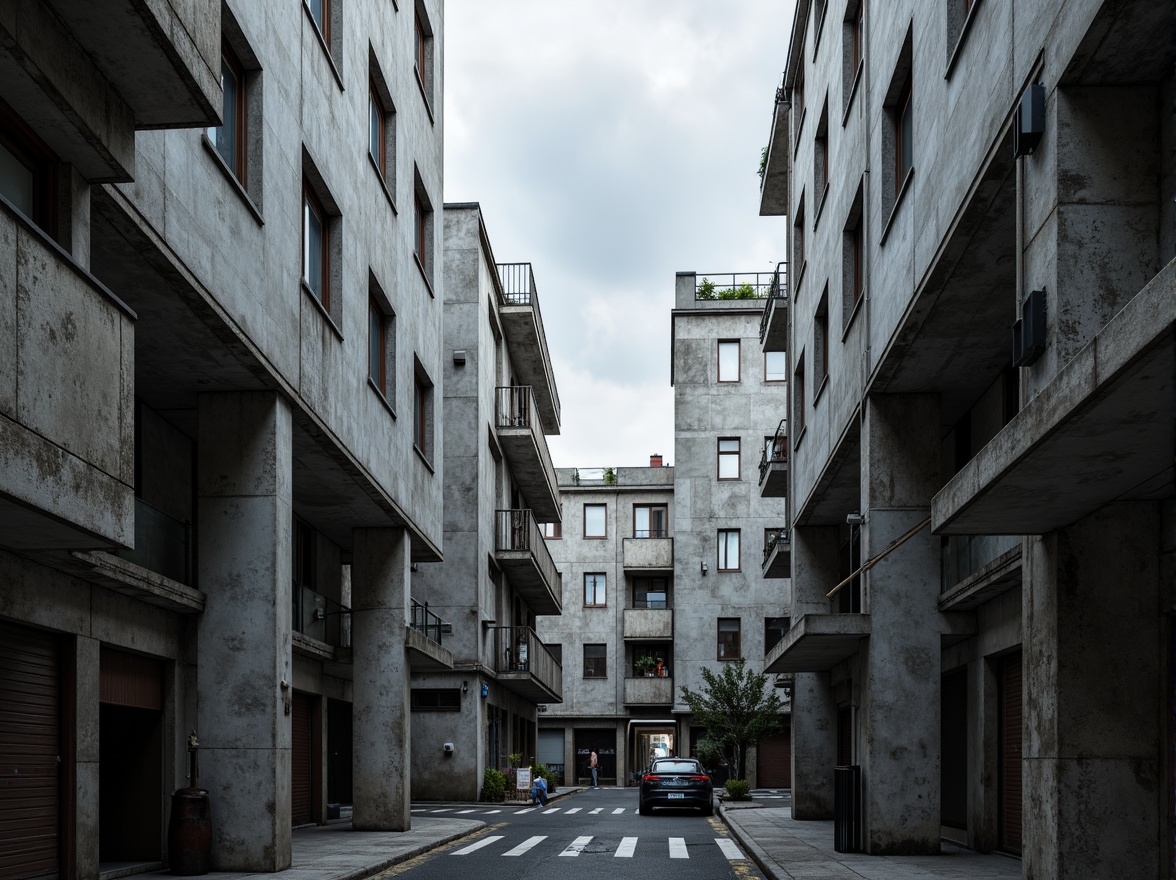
[652,761,702,774]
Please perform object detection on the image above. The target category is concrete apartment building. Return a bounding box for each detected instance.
[0,0,447,875]
[758,0,1174,876]
[539,272,791,788]
[409,204,563,800]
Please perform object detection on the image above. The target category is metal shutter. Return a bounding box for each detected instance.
[755,728,792,788]
[0,622,60,880]
[999,652,1023,854]
[291,693,313,826]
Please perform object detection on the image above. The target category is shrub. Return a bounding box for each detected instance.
[724,779,751,800]
[481,767,507,802]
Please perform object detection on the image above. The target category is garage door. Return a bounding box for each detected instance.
[999,652,1023,855]
[756,728,791,789]
[0,621,61,880]
[292,693,314,826]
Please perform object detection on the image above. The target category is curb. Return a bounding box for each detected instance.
[345,820,486,880]
[719,804,783,880]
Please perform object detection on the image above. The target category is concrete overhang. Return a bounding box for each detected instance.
[933,265,1175,536]
[759,294,789,351]
[764,613,871,674]
[761,536,791,578]
[406,626,455,671]
[496,424,561,521]
[794,414,861,526]
[758,90,790,217]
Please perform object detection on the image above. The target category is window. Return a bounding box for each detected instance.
[302,183,329,309]
[843,1,864,110]
[633,578,669,609]
[369,86,386,174]
[718,340,740,382]
[413,170,434,283]
[842,181,865,326]
[718,618,741,660]
[814,292,829,391]
[813,0,829,49]
[793,195,806,289]
[410,688,460,711]
[584,504,607,538]
[814,103,829,212]
[717,529,741,571]
[793,69,806,142]
[305,0,341,65]
[540,521,562,539]
[793,351,807,438]
[307,0,330,44]
[634,504,667,538]
[584,573,606,607]
[583,644,607,679]
[765,351,787,382]
[765,616,791,653]
[0,98,56,232]
[882,30,914,223]
[896,77,913,186]
[718,438,741,480]
[839,522,863,613]
[947,0,981,70]
[413,361,434,462]
[209,42,247,185]
[369,54,397,197]
[414,4,435,108]
[368,276,395,404]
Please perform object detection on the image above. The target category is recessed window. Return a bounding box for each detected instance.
[718,340,741,383]
[946,0,982,71]
[842,181,865,327]
[0,98,56,233]
[369,53,397,198]
[209,43,247,185]
[540,521,562,539]
[793,352,807,438]
[881,29,915,223]
[308,0,330,42]
[410,688,460,711]
[814,292,829,391]
[634,578,669,609]
[584,504,607,538]
[414,4,435,109]
[718,438,741,481]
[583,644,607,679]
[413,170,434,284]
[368,276,395,406]
[793,69,806,144]
[765,350,787,382]
[814,103,829,209]
[369,87,386,174]
[793,195,806,289]
[843,1,864,111]
[302,183,330,310]
[634,504,668,538]
[896,78,913,186]
[718,618,742,660]
[584,573,607,607]
[765,616,791,653]
[413,361,434,463]
[717,529,741,571]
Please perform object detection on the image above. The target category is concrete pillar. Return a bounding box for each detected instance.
[351,527,411,831]
[563,725,575,787]
[789,524,840,818]
[860,393,941,854]
[74,635,100,879]
[966,655,999,852]
[196,391,292,871]
[1023,502,1162,880]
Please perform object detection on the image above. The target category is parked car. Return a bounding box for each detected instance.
[638,757,714,816]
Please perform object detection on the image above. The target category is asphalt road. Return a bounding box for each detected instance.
[387,787,766,880]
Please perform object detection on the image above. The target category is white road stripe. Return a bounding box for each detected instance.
[564,807,581,814]
[514,808,537,814]
[411,808,426,812]
[483,809,501,814]
[589,807,603,814]
[452,835,504,856]
[669,837,689,859]
[456,809,476,814]
[559,836,593,857]
[543,807,560,814]
[430,808,453,813]
[503,835,547,857]
[612,807,626,814]
[615,837,638,858]
[716,838,745,860]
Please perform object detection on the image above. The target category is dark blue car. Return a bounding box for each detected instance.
[638,758,714,816]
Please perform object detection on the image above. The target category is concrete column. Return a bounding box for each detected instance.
[563,726,575,787]
[1023,502,1161,880]
[196,391,292,871]
[966,655,998,852]
[789,524,840,818]
[351,527,411,831]
[74,635,100,879]
[860,394,941,854]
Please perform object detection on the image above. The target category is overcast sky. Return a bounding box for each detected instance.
[444,1,796,469]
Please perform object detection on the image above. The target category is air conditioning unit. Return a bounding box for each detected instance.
[1012,288,1047,367]
[1013,84,1045,157]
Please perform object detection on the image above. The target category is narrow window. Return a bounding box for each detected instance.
[414,6,434,107]
[413,173,434,282]
[793,195,806,289]
[308,0,330,43]
[717,529,741,571]
[584,573,607,607]
[584,504,607,538]
[540,522,562,539]
[881,30,914,223]
[814,103,829,210]
[209,42,247,185]
[369,85,386,175]
[718,340,741,382]
[414,363,434,462]
[896,75,913,188]
[765,350,787,382]
[717,618,742,660]
[718,438,741,480]
[0,98,57,232]
[793,352,807,437]
[765,616,791,653]
[842,181,865,327]
[814,292,829,390]
[302,183,329,309]
[369,297,386,393]
[634,505,668,538]
[583,644,607,679]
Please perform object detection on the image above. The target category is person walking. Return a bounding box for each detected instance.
[589,749,599,788]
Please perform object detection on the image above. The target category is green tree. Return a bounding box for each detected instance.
[679,658,785,780]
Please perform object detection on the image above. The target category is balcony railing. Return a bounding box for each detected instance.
[410,598,445,646]
[495,262,561,430]
[759,420,789,484]
[758,262,789,342]
[495,509,562,614]
[763,528,789,565]
[941,534,1021,593]
[116,497,191,585]
[494,386,560,520]
[490,624,563,702]
[292,586,351,648]
[694,271,774,301]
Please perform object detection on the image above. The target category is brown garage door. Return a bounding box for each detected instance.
[292,692,314,826]
[999,652,1023,854]
[756,727,792,789]
[0,621,61,880]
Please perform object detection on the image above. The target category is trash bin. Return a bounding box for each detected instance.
[833,765,861,853]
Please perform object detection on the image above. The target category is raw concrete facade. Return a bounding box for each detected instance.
[538,274,791,788]
[0,0,447,875]
[759,0,1174,875]
[409,204,564,801]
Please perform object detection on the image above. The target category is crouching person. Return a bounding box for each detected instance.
[531,774,548,806]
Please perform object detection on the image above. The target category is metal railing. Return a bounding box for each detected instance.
[759,420,789,483]
[631,597,671,610]
[759,262,789,341]
[940,534,1020,593]
[410,598,445,645]
[495,509,561,590]
[495,385,535,429]
[490,624,562,691]
[763,528,789,565]
[633,528,668,539]
[497,262,536,306]
[694,270,776,301]
[293,586,351,648]
[116,497,191,584]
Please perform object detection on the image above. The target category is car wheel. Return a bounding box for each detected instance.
[639,801,651,816]
[701,800,713,817]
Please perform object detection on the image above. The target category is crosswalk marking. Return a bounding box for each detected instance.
[503,836,547,857]
[542,807,560,814]
[589,807,603,814]
[564,807,581,814]
[411,808,426,812]
[715,838,744,860]
[483,809,501,814]
[615,837,638,858]
[430,808,453,813]
[452,835,504,856]
[514,807,537,814]
[456,809,477,814]
[559,836,593,857]
[612,807,627,814]
[669,837,688,859]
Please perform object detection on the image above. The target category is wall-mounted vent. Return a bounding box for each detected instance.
[1013,84,1045,157]
[1012,288,1047,367]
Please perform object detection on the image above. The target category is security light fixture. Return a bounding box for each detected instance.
[701,561,708,576]
[1013,84,1045,158]
[846,512,865,525]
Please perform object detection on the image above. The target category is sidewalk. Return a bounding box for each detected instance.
[720,804,1022,880]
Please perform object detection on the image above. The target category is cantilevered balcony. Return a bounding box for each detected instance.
[495,509,562,615]
[624,676,675,706]
[496,263,561,433]
[762,528,791,578]
[622,537,674,573]
[759,421,789,498]
[623,608,673,641]
[491,625,562,703]
[495,386,561,521]
[758,263,789,351]
[407,598,454,671]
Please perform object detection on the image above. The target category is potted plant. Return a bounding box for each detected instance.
[635,654,658,677]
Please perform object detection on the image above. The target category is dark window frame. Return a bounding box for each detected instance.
[583,643,607,679]
[717,618,742,660]
[717,529,741,572]
[717,437,741,481]
[584,572,607,608]
[717,339,741,383]
[633,504,668,539]
[584,503,607,539]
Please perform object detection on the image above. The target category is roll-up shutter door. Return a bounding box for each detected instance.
[537,729,564,768]
[0,621,61,880]
[999,652,1023,854]
[292,693,313,826]
[756,727,791,788]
